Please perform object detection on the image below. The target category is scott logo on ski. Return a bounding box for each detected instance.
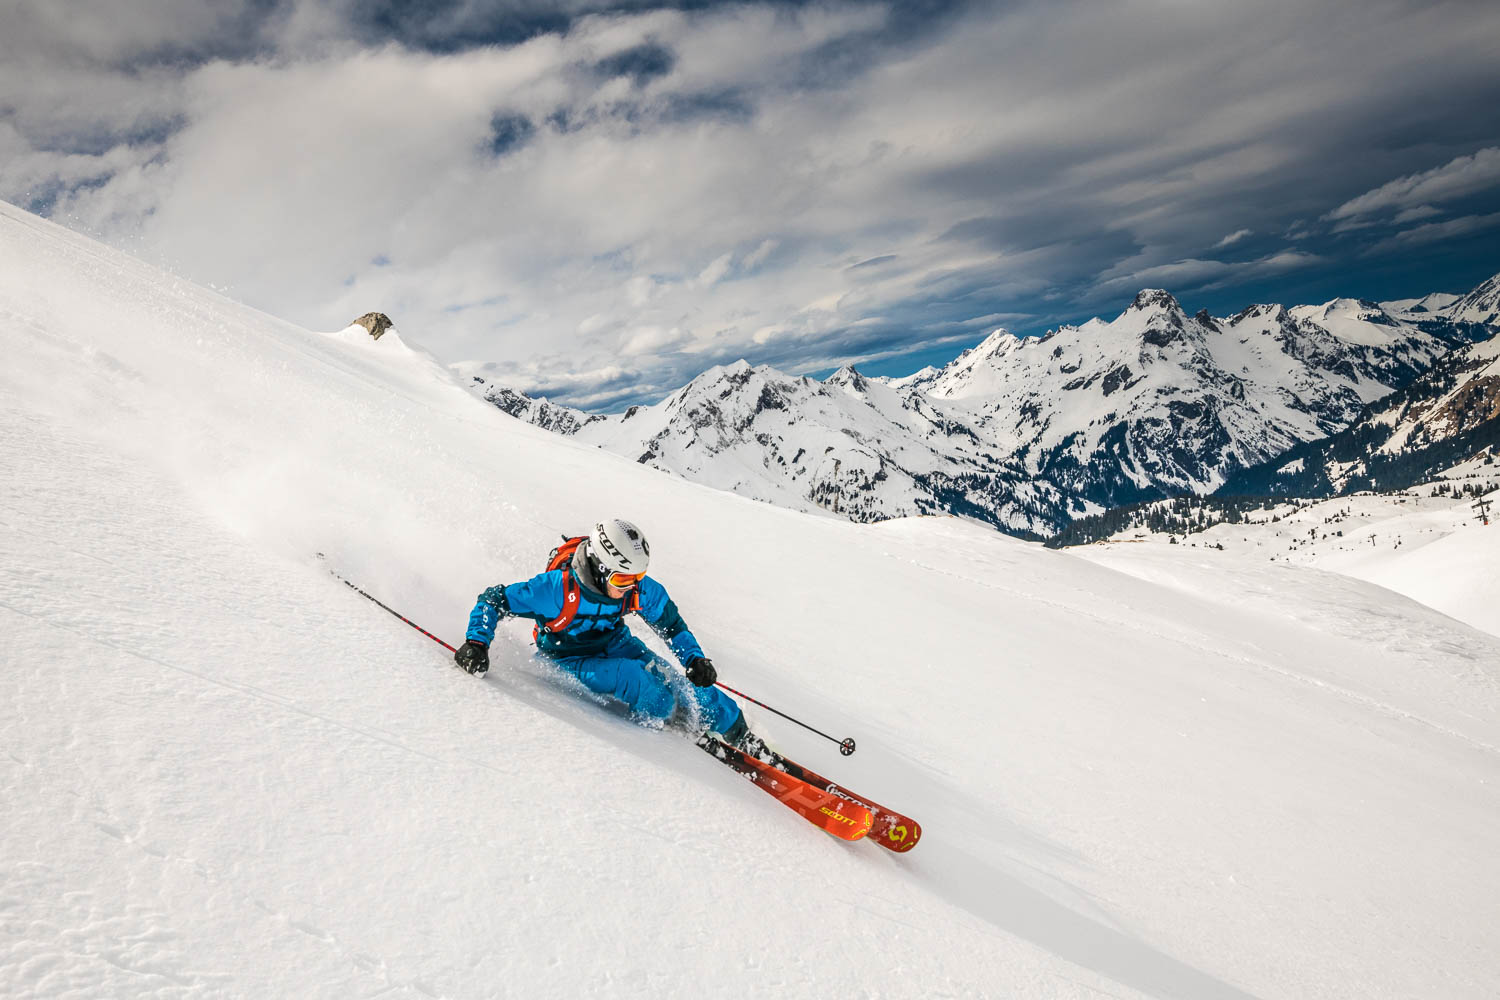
[773,756,923,853]
[819,806,863,828]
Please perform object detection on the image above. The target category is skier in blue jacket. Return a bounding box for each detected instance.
[454,517,759,748]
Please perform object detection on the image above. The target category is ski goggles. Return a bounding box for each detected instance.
[606,570,646,589]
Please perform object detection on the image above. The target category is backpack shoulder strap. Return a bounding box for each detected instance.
[539,535,588,634]
[540,572,581,634]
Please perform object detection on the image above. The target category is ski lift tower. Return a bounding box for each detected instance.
[1475,496,1493,526]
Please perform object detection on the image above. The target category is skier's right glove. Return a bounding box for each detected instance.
[455,640,490,675]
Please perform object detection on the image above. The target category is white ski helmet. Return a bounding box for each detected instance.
[588,517,650,581]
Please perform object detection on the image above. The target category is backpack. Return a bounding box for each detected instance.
[536,534,641,637]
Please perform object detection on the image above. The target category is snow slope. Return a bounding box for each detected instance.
[1382,292,1461,316]
[1092,471,1500,638]
[4,200,1500,999]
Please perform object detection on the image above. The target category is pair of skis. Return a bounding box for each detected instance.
[696,735,922,853]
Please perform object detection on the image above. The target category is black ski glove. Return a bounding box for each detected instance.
[455,640,490,675]
[684,656,717,688]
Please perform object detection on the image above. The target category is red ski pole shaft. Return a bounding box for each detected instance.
[323,559,457,652]
[714,680,857,756]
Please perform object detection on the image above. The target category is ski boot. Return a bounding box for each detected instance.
[720,712,780,767]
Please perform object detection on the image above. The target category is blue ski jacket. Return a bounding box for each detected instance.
[465,568,706,664]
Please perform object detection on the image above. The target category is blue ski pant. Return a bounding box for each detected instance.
[545,631,742,734]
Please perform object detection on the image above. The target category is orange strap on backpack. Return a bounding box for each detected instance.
[535,535,640,638]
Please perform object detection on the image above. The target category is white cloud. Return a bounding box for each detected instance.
[2,0,262,66]
[577,313,613,335]
[1327,146,1500,222]
[1098,249,1321,294]
[742,238,778,270]
[695,252,733,287]
[621,324,692,355]
[624,275,667,308]
[1366,211,1500,254]
[7,0,1500,407]
[1393,204,1441,224]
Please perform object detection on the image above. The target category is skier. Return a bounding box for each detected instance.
[454,518,763,751]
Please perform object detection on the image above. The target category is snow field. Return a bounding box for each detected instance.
[3,200,1500,999]
[1101,480,1500,638]
[3,335,1098,1000]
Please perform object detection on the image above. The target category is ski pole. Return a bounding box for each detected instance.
[320,557,457,652]
[319,558,857,756]
[714,680,857,756]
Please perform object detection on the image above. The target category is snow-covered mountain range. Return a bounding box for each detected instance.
[462,277,1499,536]
[1220,323,1500,497]
[489,359,1077,536]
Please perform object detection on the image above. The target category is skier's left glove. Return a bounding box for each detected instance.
[455,640,490,675]
[684,656,717,687]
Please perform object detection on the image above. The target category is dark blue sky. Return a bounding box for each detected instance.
[857,181,1500,381]
[3,0,1498,407]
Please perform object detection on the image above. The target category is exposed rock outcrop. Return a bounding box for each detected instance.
[352,312,395,340]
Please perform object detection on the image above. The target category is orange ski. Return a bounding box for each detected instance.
[724,745,922,854]
[778,760,922,854]
[699,738,873,842]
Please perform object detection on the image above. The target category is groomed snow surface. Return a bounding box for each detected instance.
[3,201,1498,999]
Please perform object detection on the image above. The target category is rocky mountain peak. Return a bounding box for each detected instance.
[677,359,756,396]
[352,312,395,340]
[1122,288,1195,347]
[1227,304,1300,334]
[971,327,1023,360]
[1449,271,1500,325]
[1320,297,1387,319]
[1194,308,1223,331]
[1129,288,1184,314]
[466,377,599,436]
[825,365,869,392]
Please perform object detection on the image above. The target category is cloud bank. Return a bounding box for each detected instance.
[4,0,1500,407]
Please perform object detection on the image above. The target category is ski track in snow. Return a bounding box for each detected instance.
[4,201,1500,999]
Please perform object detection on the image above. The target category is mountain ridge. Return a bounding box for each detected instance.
[1218,330,1500,497]
[462,273,1500,536]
